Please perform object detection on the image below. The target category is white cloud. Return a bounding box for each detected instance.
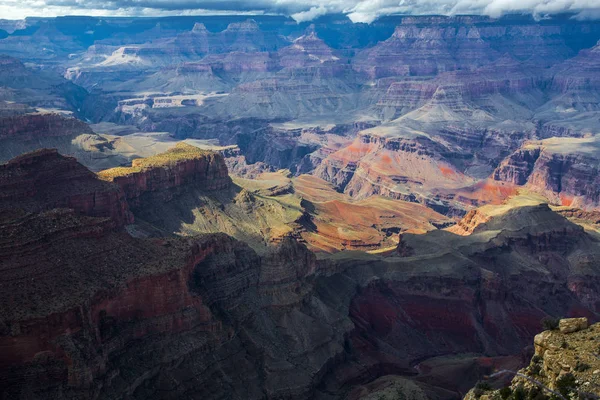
[291,5,328,22]
[0,0,599,21]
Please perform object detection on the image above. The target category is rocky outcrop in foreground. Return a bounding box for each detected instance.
[465,318,600,400]
[0,149,348,400]
[0,148,132,227]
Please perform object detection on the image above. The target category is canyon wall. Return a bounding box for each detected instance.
[494,139,600,209]
[0,113,93,140]
[0,148,132,226]
[3,149,600,399]
[98,143,231,209]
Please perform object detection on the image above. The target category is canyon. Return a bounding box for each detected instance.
[2,148,600,400]
[1,12,600,400]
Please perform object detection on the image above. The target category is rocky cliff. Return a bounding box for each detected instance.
[353,16,587,81]
[550,40,600,93]
[0,55,88,112]
[278,30,343,68]
[375,55,543,120]
[98,143,231,209]
[0,113,93,140]
[314,130,476,214]
[0,112,135,171]
[0,148,132,227]
[353,22,498,79]
[493,147,542,186]
[494,138,600,209]
[0,149,350,400]
[313,202,600,398]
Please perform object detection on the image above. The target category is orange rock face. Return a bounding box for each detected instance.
[293,174,452,252]
[494,140,600,209]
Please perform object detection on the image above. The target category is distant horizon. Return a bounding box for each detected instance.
[1,0,600,24]
[1,11,597,23]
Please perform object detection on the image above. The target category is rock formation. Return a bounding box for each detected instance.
[0,149,349,399]
[494,137,600,209]
[0,148,132,226]
[314,130,476,214]
[98,143,231,209]
[353,21,498,79]
[0,113,137,171]
[550,40,600,94]
[3,13,600,400]
[0,113,92,140]
[0,55,88,112]
[464,319,600,400]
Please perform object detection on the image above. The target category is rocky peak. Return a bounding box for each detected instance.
[191,22,208,34]
[303,23,317,37]
[280,29,339,67]
[295,26,320,43]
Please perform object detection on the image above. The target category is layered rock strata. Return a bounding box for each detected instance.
[494,138,600,209]
[0,148,132,226]
[98,143,231,209]
[0,149,349,400]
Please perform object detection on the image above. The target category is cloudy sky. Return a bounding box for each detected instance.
[2,0,600,22]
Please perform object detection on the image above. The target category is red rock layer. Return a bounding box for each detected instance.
[0,149,132,226]
[0,156,340,399]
